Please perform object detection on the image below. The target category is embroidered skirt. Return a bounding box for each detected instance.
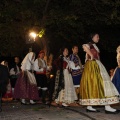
[79,60,119,105]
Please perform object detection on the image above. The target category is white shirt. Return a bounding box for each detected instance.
[10,65,20,75]
[34,58,47,72]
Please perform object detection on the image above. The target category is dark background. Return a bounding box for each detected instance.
[0,0,120,71]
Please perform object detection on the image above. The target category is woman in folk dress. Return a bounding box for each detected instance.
[112,46,120,94]
[53,48,77,106]
[79,33,119,114]
[14,52,39,104]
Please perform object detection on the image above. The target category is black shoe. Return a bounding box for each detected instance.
[116,109,120,112]
[86,109,100,112]
[105,110,119,114]
[42,99,46,104]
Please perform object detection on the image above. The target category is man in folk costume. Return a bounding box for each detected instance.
[34,50,51,103]
[69,45,83,99]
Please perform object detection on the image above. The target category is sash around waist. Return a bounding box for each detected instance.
[36,71,46,75]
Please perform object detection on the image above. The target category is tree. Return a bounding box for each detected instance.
[0,0,120,58]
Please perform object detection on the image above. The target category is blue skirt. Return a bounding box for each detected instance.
[72,74,81,87]
[112,67,120,94]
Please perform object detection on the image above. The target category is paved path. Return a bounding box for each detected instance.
[0,101,120,120]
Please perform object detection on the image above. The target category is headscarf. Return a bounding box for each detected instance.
[21,52,35,71]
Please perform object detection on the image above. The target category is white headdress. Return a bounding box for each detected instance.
[21,52,35,70]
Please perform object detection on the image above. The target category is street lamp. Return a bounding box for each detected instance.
[30,32,37,41]
[29,32,37,52]
[28,30,44,52]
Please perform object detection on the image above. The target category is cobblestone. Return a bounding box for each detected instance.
[0,101,120,120]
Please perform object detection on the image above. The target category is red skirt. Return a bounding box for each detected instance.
[14,71,39,100]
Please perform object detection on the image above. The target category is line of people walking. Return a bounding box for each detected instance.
[1,33,120,114]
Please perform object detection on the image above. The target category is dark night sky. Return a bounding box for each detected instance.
[0,0,120,72]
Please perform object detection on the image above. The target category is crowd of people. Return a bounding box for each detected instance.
[0,33,120,114]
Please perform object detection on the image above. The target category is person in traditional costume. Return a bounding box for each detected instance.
[109,69,115,80]
[0,64,9,95]
[0,64,9,111]
[34,50,51,104]
[9,57,21,96]
[112,46,120,94]
[52,48,77,107]
[14,52,39,104]
[69,45,83,99]
[79,33,119,114]
[1,61,12,101]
